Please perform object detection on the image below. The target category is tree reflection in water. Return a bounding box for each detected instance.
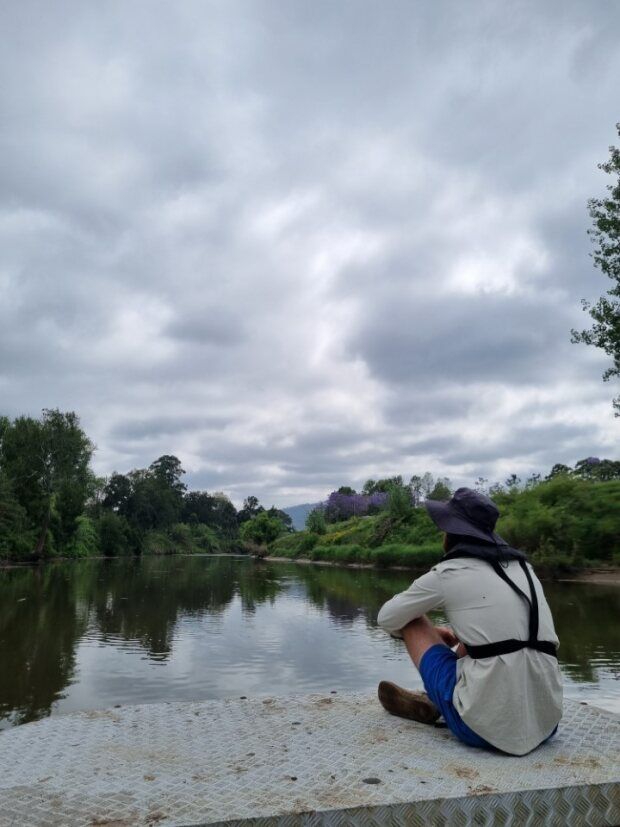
[0,565,87,726]
[0,557,617,728]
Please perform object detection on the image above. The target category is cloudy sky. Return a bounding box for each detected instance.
[1,1,619,507]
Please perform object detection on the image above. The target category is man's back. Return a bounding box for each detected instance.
[377,557,563,755]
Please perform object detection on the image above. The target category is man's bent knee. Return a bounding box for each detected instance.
[401,616,444,668]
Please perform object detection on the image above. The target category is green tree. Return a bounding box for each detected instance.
[112,457,186,533]
[387,484,413,519]
[0,410,93,557]
[149,455,187,496]
[305,507,327,534]
[572,123,620,415]
[98,511,132,556]
[183,491,217,524]
[266,506,294,532]
[363,476,404,495]
[546,463,572,480]
[426,477,452,501]
[409,475,424,506]
[0,468,35,559]
[102,473,132,515]
[208,493,239,544]
[573,456,620,482]
[237,495,264,524]
[240,511,285,546]
[504,474,522,492]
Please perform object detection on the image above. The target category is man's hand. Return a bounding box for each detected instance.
[435,625,459,647]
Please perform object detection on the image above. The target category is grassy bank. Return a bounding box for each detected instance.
[270,507,443,569]
[268,477,620,574]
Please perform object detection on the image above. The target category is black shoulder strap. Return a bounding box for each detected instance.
[489,559,539,643]
[520,559,540,644]
[442,542,557,660]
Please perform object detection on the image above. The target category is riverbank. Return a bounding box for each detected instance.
[265,554,620,582]
[558,569,620,585]
[0,551,244,571]
[3,551,620,582]
[271,477,620,573]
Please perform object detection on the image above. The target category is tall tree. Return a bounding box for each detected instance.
[149,455,187,495]
[102,473,132,515]
[362,476,404,495]
[266,506,294,533]
[426,477,453,501]
[572,123,620,415]
[0,410,93,556]
[237,495,264,524]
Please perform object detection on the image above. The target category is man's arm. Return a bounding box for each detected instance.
[377,568,444,638]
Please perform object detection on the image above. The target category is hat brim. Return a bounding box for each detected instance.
[425,499,506,545]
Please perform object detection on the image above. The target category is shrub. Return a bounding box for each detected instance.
[240,511,286,546]
[98,512,132,556]
[299,532,319,552]
[497,477,620,563]
[387,485,414,520]
[305,508,327,534]
[67,515,100,557]
[310,544,367,563]
[298,541,444,569]
[191,523,220,552]
[369,543,443,568]
[169,523,194,552]
[142,530,174,555]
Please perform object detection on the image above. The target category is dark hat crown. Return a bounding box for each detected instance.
[450,487,499,532]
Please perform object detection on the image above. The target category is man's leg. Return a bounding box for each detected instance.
[400,615,446,669]
[378,615,444,724]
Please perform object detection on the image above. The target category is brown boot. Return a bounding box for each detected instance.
[378,681,440,725]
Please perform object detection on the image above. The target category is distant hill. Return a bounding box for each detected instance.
[282,502,321,531]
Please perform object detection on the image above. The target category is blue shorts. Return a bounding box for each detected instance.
[419,644,558,752]
[419,644,494,750]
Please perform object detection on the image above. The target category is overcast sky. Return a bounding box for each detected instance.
[1,1,619,507]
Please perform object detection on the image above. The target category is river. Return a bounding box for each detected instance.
[1,555,618,729]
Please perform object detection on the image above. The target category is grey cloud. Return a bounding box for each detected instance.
[165,309,246,346]
[441,422,593,467]
[1,0,618,506]
[347,291,578,386]
[110,414,230,442]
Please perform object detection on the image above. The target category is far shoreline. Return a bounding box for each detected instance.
[263,555,620,584]
[1,552,619,584]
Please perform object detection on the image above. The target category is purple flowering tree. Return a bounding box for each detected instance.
[323,490,389,523]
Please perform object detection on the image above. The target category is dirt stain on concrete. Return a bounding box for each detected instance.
[553,755,601,769]
[446,763,479,780]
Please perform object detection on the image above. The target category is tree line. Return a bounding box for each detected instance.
[1,409,618,567]
[0,410,291,562]
[294,460,620,570]
[307,458,620,529]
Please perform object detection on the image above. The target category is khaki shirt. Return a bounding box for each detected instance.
[377,557,563,755]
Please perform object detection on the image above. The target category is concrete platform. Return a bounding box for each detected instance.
[0,694,618,827]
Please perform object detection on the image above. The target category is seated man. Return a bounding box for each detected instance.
[376,487,563,756]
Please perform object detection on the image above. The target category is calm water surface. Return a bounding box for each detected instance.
[1,555,618,729]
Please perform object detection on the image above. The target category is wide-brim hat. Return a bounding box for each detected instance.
[425,487,507,545]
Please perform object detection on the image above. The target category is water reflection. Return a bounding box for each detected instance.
[544,581,620,684]
[0,556,618,729]
[0,565,87,727]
